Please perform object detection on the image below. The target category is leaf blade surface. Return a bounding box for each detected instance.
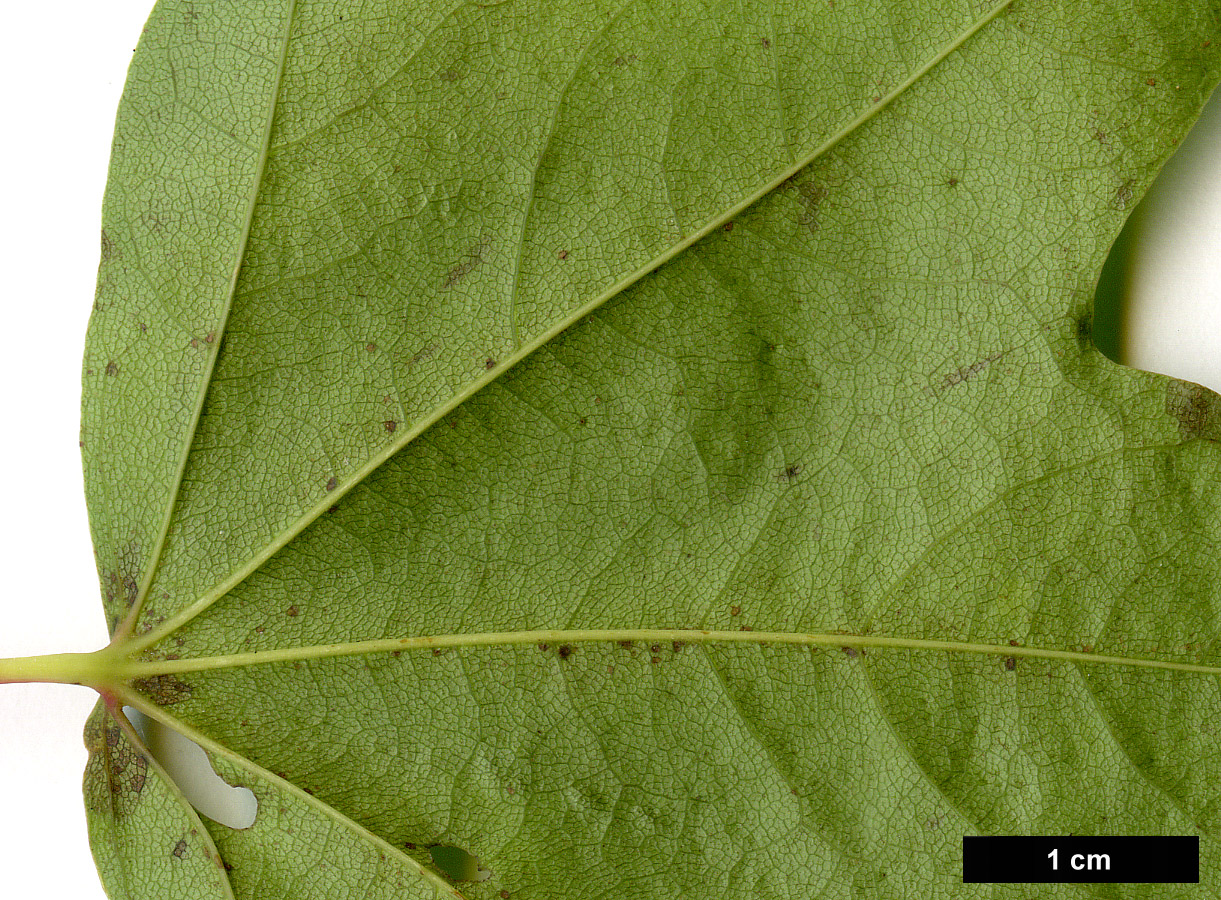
[80,0,1221,897]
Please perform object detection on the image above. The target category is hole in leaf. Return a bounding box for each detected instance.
[1094,85,1221,395]
[123,706,257,829]
[429,844,492,882]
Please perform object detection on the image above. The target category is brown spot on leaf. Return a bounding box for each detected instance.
[366,342,377,352]
[538,643,549,652]
[408,344,437,367]
[779,463,803,481]
[558,644,574,660]
[287,605,299,617]
[326,476,338,492]
[105,361,119,377]
[761,37,771,48]
[1003,656,1016,671]
[730,605,741,617]
[1166,379,1221,440]
[442,242,488,289]
[484,358,497,370]
[791,181,828,232]
[100,230,118,262]
[841,646,859,658]
[557,249,568,260]
[131,674,194,706]
[939,350,1008,391]
[384,420,397,433]
[1112,178,1135,211]
[173,839,188,859]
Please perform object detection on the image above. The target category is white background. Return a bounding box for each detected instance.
[1,3,1220,897]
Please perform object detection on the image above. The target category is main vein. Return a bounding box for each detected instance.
[113,0,299,642]
[123,629,1221,679]
[124,0,1015,656]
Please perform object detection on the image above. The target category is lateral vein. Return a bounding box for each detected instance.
[113,0,300,643]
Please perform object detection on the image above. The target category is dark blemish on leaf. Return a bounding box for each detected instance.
[650,654,660,664]
[205,332,215,344]
[1074,313,1093,348]
[617,640,633,650]
[326,505,339,513]
[105,361,119,377]
[366,342,377,352]
[1081,644,1094,653]
[404,842,418,850]
[1146,77,1157,86]
[538,643,549,652]
[841,647,859,658]
[730,605,741,617]
[1165,379,1220,440]
[408,344,437,367]
[384,420,397,433]
[792,181,828,232]
[287,605,299,617]
[441,242,488,289]
[779,463,803,481]
[440,67,461,82]
[761,37,771,48]
[650,644,660,655]
[557,249,568,260]
[939,350,1008,391]
[739,625,753,632]
[501,891,511,899]
[131,674,193,706]
[326,476,338,492]
[1008,639,1019,647]
[431,648,444,656]
[173,839,188,859]
[484,358,497,370]
[1004,656,1016,671]
[104,569,140,611]
[724,221,733,232]
[947,176,959,187]
[1112,178,1135,210]
[672,641,684,653]
[578,417,587,425]
[100,229,117,261]
[558,644,574,660]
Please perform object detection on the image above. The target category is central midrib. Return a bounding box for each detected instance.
[122,628,1221,680]
[123,0,1017,656]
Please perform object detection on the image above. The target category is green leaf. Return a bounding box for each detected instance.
[42,0,1221,896]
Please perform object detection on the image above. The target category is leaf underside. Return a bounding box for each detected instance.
[78,0,1221,897]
